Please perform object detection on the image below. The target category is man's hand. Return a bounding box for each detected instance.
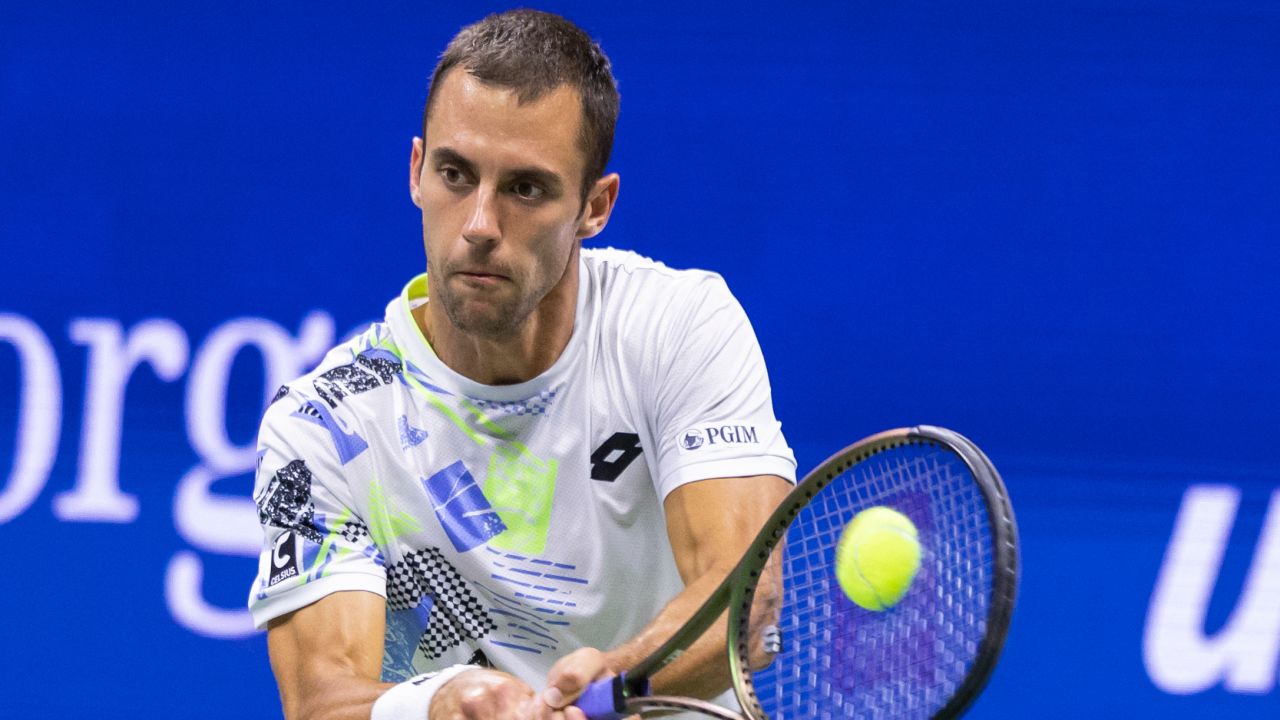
[525,647,613,720]
[430,668,536,719]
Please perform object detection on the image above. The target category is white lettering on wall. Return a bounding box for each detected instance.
[0,314,62,523]
[165,550,257,638]
[184,313,334,474]
[1144,485,1280,695]
[54,318,189,522]
[167,312,334,637]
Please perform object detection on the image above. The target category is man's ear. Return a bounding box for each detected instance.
[576,173,620,239]
[409,137,426,208]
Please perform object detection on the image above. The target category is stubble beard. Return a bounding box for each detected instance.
[429,238,577,342]
[437,274,543,341]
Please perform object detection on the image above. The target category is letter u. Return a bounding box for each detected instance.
[1143,485,1280,695]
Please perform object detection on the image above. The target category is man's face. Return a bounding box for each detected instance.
[411,69,592,340]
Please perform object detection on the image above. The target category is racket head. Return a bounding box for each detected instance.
[727,426,1019,720]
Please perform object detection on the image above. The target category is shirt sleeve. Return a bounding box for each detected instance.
[246,385,387,630]
[649,275,797,500]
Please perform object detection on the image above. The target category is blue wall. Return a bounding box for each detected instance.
[2,1,1278,717]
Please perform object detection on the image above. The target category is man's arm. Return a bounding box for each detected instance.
[267,591,392,720]
[536,473,791,712]
[613,473,790,696]
[267,590,535,720]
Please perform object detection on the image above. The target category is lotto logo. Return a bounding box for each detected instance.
[590,432,642,482]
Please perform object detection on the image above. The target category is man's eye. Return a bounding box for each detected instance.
[440,167,465,185]
[512,181,545,200]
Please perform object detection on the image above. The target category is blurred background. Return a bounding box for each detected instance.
[2,1,1278,717]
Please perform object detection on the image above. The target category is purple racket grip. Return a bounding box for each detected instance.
[575,674,631,720]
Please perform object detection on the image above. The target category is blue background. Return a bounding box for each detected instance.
[2,1,1278,717]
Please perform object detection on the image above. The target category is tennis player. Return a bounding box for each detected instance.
[248,9,795,719]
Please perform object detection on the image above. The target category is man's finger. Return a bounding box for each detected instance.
[542,686,567,708]
[545,647,610,706]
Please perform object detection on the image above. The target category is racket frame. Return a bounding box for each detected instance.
[588,425,1019,720]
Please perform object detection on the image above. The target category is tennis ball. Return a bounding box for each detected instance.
[835,506,921,611]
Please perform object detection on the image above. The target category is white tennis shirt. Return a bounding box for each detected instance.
[248,247,796,690]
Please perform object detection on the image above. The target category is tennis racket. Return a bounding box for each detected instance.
[575,425,1018,719]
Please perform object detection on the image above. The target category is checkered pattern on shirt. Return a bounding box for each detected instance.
[469,386,560,418]
[339,521,369,544]
[385,546,496,659]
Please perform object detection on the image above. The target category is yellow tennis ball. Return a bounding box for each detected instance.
[835,506,922,611]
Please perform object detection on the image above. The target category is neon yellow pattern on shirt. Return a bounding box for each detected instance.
[311,507,352,580]
[367,479,422,547]
[389,292,560,555]
[484,447,559,555]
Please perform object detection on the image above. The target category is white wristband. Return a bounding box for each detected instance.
[371,664,481,720]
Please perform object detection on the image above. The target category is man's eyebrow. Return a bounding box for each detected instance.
[505,165,564,192]
[429,147,474,170]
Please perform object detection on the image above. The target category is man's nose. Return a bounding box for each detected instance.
[462,185,501,245]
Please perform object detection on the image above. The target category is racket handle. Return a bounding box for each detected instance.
[575,674,633,720]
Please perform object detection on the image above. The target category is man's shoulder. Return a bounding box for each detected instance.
[264,322,405,419]
[581,247,731,306]
[580,248,747,377]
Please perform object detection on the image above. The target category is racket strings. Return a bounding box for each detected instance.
[747,444,996,719]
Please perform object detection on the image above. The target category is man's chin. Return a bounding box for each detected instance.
[443,301,522,340]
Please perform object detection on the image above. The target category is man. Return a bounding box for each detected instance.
[249,9,795,719]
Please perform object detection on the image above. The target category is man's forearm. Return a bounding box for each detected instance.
[599,474,792,700]
[601,566,736,698]
[278,676,392,720]
[266,592,396,720]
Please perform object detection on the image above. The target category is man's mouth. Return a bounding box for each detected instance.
[455,270,507,285]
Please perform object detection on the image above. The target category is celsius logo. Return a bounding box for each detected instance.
[680,429,706,450]
[268,531,299,587]
[679,424,758,452]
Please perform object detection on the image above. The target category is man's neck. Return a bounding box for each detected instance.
[415,258,580,386]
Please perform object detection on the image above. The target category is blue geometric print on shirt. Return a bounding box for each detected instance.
[398,415,428,449]
[301,528,324,575]
[424,461,508,553]
[358,347,400,364]
[291,400,369,465]
[382,595,434,682]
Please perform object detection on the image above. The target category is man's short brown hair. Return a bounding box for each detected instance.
[422,9,620,205]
